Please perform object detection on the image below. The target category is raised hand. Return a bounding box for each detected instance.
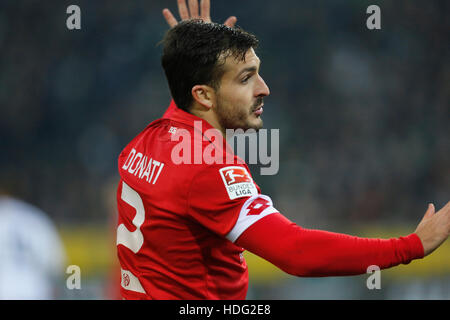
[162,0,237,28]
[415,201,450,256]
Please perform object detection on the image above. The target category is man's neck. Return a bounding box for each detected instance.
[190,107,226,137]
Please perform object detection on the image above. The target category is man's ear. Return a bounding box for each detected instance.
[191,85,215,110]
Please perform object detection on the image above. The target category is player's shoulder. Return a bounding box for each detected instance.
[118,117,174,164]
[117,118,175,190]
[117,115,257,196]
[188,163,260,201]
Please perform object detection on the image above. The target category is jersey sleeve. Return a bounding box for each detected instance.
[187,165,279,239]
[235,212,424,277]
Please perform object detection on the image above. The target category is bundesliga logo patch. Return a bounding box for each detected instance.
[219,166,258,200]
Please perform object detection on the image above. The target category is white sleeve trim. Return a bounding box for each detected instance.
[226,194,278,243]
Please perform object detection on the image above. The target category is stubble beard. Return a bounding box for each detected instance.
[215,97,264,133]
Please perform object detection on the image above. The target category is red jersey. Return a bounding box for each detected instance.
[116,102,278,299]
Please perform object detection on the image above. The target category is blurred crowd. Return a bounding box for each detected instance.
[1,0,448,230]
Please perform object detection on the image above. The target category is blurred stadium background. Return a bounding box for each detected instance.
[0,0,449,299]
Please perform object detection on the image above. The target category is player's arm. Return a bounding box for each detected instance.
[163,0,237,28]
[234,202,450,277]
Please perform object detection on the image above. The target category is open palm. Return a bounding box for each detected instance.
[162,0,237,28]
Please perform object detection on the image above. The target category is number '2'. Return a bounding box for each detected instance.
[117,181,145,253]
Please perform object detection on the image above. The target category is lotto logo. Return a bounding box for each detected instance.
[122,273,130,287]
[168,126,177,134]
[246,198,271,216]
[225,195,279,242]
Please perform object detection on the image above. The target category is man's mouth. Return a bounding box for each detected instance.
[253,104,264,116]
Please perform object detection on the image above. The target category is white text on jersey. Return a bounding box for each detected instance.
[122,148,164,185]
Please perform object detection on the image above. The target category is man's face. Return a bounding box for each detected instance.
[213,48,270,132]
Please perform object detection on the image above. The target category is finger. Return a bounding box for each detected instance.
[178,0,190,20]
[424,203,435,219]
[188,0,200,18]
[200,0,211,22]
[224,16,237,28]
[163,9,178,28]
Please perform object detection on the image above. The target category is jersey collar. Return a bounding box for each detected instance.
[163,100,217,134]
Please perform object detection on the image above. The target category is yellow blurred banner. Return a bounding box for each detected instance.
[59,225,116,275]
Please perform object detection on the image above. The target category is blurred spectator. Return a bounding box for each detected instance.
[0,195,66,299]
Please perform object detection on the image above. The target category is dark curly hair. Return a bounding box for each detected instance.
[161,19,259,112]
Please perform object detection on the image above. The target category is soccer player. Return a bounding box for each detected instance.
[116,1,450,299]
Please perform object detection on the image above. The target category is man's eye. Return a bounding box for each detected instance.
[241,75,251,83]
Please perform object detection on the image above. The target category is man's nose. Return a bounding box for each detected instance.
[256,74,270,97]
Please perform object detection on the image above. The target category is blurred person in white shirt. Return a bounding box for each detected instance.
[0,195,66,299]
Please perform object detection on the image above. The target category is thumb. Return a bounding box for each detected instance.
[423,203,435,219]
